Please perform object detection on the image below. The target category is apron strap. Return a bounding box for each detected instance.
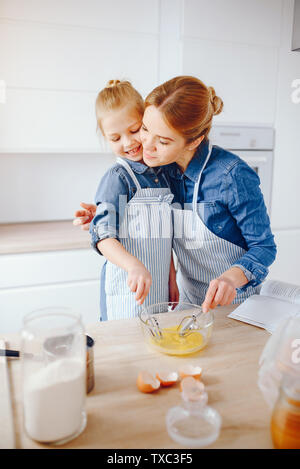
[116,157,142,190]
[192,143,213,213]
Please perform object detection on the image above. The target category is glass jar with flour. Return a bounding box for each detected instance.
[21,308,87,445]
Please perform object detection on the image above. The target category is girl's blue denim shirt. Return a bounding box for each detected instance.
[90,158,170,322]
[90,158,169,248]
[163,140,277,291]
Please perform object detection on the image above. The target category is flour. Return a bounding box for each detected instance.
[23,358,86,442]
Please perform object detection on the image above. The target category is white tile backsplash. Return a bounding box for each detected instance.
[0,153,115,223]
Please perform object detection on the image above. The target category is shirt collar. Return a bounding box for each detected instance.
[123,158,150,174]
[165,140,210,182]
[184,139,210,182]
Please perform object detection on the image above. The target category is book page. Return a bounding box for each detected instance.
[260,280,300,305]
[228,294,300,333]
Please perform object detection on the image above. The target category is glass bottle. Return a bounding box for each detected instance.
[166,384,221,447]
[21,307,87,445]
[271,377,300,449]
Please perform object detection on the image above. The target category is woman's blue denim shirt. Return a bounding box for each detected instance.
[163,140,277,291]
[90,158,169,247]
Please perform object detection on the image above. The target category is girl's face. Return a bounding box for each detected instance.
[140,105,192,169]
[101,105,143,161]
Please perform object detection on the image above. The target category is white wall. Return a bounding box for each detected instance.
[268,0,300,284]
[180,0,300,284]
[182,0,282,125]
[0,0,160,221]
[1,0,299,282]
[0,0,160,152]
[0,153,114,222]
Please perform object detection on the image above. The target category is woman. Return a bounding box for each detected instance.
[75,76,276,313]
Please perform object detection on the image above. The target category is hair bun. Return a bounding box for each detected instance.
[105,79,121,88]
[208,86,223,116]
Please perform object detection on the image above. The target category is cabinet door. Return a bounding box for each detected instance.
[0,280,100,334]
[0,249,103,289]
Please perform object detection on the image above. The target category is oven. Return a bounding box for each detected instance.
[210,125,274,214]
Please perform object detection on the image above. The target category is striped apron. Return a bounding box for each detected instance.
[103,157,174,320]
[173,143,259,305]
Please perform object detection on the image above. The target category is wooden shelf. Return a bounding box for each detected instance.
[0,220,90,255]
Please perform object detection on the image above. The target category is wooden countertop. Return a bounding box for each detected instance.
[0,221,90,255]
[5,305,273,449]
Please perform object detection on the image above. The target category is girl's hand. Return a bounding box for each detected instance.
[73,202,96,231]
[202,277,237,313]
[169,276,179,304]
[127,263,152,305]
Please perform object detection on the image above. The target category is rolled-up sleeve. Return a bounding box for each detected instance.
[224,162,277,291]
[89,167,129,254]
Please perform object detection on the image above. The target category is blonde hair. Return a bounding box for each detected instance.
[145,76,223,143]
[95,80,144,134]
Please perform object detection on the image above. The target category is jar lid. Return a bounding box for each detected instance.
[43,334,94,357]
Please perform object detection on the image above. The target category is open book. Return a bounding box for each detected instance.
[228,280,300,333]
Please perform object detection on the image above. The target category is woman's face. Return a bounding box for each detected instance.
[101,105,143,161]
[140,105,190,168]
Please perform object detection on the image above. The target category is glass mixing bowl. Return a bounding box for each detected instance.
[138,302,214,356]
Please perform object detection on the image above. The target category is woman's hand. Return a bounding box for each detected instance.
[202,267,248,313]
[73,202,96,231]
[127,262,152,305]
[202,278,236,313]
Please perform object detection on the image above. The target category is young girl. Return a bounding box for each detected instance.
[77,80,178,320]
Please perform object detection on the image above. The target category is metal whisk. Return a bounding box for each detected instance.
[177,308,204,337]
[145,314,163,340]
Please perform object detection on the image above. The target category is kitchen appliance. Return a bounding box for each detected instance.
[210,124,274,214]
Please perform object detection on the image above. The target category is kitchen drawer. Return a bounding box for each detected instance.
[0,249,104,290]
[0,280,100,334]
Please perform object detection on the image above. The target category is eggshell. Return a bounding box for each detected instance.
[136,371,160,393]
[156,371,178,387]
[179,364,202,380]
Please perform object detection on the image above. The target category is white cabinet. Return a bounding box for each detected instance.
[0,249,104,334]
